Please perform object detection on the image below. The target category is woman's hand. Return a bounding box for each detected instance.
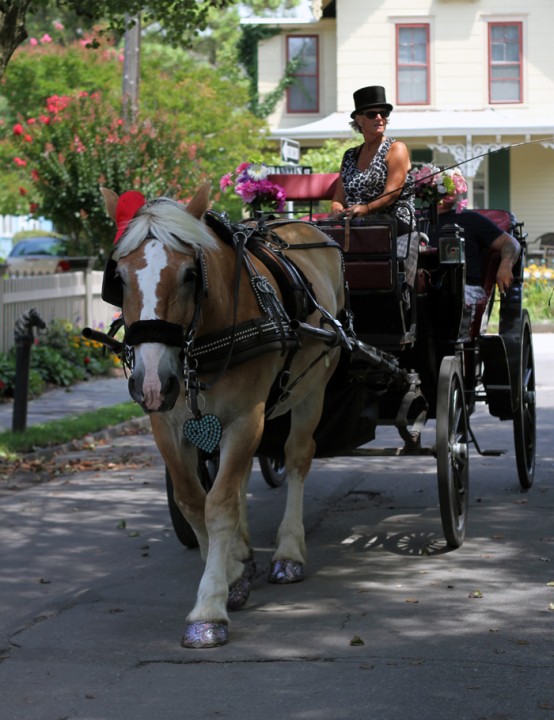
[343,203,370,219]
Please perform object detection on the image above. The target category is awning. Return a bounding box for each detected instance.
[272,108,554,141]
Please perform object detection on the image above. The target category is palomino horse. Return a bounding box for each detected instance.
[101,185,346,648]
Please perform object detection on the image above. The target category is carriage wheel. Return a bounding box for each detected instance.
[165,456,218,549]
[513,310,536,490]
[436,356,469,549]
[258,456,287,488]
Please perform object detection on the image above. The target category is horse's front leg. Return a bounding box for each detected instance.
[150,414,209,556]
[182,438,257,649]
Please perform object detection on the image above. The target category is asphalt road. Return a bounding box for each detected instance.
[0,335,553,720]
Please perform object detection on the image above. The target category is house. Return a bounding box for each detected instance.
[250,0,554,245]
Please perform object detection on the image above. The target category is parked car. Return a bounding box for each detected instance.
[6,236,94,276]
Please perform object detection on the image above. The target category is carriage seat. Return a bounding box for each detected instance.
[267,173,339,220]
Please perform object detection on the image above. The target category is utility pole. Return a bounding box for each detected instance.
[122,14,141,124]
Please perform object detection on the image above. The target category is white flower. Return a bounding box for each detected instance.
[246,163,268,181]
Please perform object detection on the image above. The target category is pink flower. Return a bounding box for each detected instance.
[24,134,32,143]
[31,169,40,181]
[13,123,24,135]
[27,117,36,125]
[19,187,27,196]
[41,34,52,43]
[29,38,38,46]
[54,22,64,30]
[235,162,250,175]
[13,157,27,167]
[219,173,233,191]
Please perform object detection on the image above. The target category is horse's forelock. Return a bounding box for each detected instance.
[113,197,218,260]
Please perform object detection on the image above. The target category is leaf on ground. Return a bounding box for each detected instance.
[404,598,419,603]
[549,603,554,611]
[116,519,127,529]
[468,589,483,599]
[546,581,554,587]
[350,635,365,646]
[127,531,140,538]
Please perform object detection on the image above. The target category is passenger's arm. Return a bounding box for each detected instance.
[330,176,347,216]
[491,232,521,293]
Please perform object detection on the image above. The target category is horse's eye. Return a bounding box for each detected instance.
[183,267,197,285]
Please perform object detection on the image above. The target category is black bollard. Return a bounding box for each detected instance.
[12,308,46,433]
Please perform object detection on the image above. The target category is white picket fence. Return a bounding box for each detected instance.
[0,270,120,355]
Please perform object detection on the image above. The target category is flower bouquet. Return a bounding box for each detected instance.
[219,162,286,216]
[410,163,468,214]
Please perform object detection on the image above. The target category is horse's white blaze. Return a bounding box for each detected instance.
[140,343,165,410]
[137,239,168,320]
[135,239,171,411]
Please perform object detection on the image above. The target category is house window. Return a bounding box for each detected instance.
[286,35,319,113]
[396,24,430,105]
[489,22,522,103]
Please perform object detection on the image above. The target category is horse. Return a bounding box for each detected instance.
[100,184,346,648]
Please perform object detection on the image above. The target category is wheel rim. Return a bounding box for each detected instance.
[259,456,287,488]
[514,314,536,489]
[437,357,469,548]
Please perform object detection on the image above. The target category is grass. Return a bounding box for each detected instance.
[0,402,144,459]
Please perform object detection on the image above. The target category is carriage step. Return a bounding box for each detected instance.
[476,448,505,457]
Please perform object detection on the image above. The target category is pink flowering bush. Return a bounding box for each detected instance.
[411,163,468,213]
[220,162,286,216]
[9,91,207,258]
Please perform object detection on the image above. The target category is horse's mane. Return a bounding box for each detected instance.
[113,197,218,260]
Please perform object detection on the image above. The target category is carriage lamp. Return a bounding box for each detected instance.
[439,223,466,265]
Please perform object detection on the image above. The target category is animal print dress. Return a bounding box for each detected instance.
[340,137,415,232]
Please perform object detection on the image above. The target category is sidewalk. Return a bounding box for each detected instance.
[0,375,132,433]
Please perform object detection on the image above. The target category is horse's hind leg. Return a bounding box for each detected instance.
[268,397,323,584]
[227,459,256,611]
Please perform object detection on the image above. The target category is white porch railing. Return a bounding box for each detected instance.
[0,270,120,355]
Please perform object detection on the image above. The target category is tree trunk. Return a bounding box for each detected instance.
[0,1,32,81]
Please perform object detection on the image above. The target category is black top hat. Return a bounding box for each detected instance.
[350,86,393,119]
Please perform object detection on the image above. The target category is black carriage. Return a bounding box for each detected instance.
[156,172,535,551]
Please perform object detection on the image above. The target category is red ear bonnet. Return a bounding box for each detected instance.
[114,190,146,243]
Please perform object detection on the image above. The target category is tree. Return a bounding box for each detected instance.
[0,0,237,81]
[2,38,274,251]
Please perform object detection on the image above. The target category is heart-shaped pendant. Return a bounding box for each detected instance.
[183,413,222,454]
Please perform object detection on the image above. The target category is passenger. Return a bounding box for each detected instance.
[330,85,416,235]
[429,194,521,335]
[430,196,521,297]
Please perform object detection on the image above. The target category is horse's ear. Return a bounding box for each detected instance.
[101,187,119,222]
[186,182,211,220]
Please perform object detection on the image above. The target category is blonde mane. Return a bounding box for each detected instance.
[113,197,218,260]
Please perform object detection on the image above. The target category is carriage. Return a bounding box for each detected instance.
[161,172,535,552]
[85,177,535,647]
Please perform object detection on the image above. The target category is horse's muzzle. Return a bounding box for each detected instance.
[128,372,181,412]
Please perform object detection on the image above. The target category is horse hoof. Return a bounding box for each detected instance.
[181,621,228,648]
[243,557,257,580]
[227,574,251,611]
[268,559,304,584]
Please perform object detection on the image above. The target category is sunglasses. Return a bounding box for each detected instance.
[359,110,390,119]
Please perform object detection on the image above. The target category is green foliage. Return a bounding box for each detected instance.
[31,344,86,385]
[1,37,120,124]
[0,352,44,399]
[302,139,359,173]
[0,320,120,399]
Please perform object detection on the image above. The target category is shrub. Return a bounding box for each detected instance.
[0,320,120,399]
